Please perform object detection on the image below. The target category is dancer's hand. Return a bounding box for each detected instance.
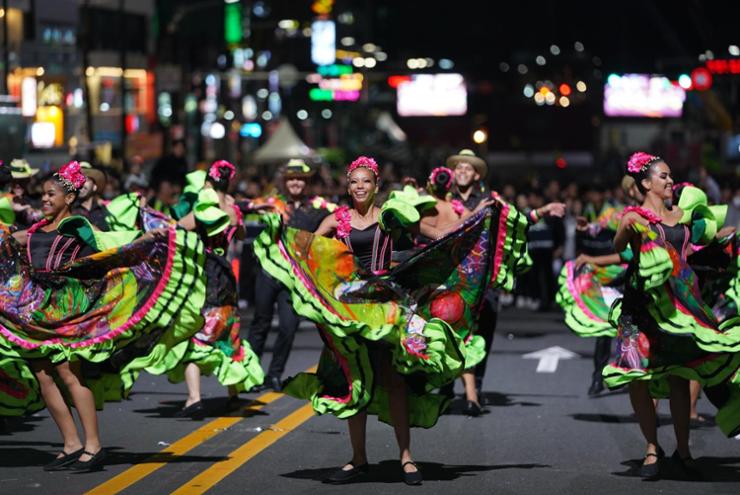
[542,202,566,218]
[575,216,589,231]
[473,197,498,213]
[138,227,169,243]
[574,254,592,270]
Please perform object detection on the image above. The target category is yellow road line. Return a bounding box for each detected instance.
[84,391,282,495]
[170,403,315,495]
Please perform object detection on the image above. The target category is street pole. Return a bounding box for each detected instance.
[2,0,8,94]
[119,0,127,163]
[82,0,94,147]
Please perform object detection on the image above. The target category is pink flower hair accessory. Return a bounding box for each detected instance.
[55,161,86,192]
[346,156,379,178]
[209,160,236,182]
[429,166,453,190]
[627,152,661,174]
[335,206,352,239]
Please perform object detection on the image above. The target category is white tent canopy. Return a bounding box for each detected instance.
[252,118,315,163]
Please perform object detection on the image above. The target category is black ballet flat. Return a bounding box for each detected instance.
[637,447,664,478]
[464,400,484,417]
[324,461,369,484]
[69,449,106,472]
[43,448,84,471]
[402,461,423,486]
[671,450,703,481]
[174,400,205,418]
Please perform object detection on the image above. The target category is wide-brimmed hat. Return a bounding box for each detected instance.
[10,159,39,180]
[283,158,315,179]
[80,161,107,191]
[445,149,487,179]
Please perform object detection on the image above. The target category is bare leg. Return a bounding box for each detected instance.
[184,363,202,407]
[383,362,417,474]
[342,412,368,470]
[668,376,691,458]
[629,381,659,466]
[55,361,101,462]
[689,380,702,420]
[32,360,82,458]
[462,371,479,405]
[227,385,238,399]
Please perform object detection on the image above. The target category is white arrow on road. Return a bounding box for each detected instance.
[522,346,578,373]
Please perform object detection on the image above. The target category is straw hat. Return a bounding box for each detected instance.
[80,161,107,192]
[283,158,314,179]
[10,159,39,179]
[445,149,487,178]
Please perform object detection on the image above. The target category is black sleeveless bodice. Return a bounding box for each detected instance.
[341,223,392,274]
[28,229,94,271]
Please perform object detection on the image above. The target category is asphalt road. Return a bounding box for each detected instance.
[2,308,739,495]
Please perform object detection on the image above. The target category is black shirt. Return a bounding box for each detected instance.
[72,200,110,231]
[286,199,331,232]
[450,183,489,211]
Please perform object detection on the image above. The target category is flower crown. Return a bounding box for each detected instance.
[346,156,379,178]
[54,161,86,192]
[429,166,453,190]
[627,152,662,174]
[208,160,236,182]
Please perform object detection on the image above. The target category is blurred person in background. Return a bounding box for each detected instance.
[73,163,109,231]
[247,159,335,392]
[150,139,188,191]
[523,188,564,311]
[575,181,622,396]
[8,159,43,229]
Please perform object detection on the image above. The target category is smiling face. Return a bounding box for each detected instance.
[41,179,75,218]
[453,162,480,188]
[347,167,378,207]
[641,161,673,200]
[77,177,96,201]
[285,177,307,198]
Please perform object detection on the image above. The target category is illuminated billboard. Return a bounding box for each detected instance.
[396,73,467,117]
[311,20,336,66]
[603,73,685,118]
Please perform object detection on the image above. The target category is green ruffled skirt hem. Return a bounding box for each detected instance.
[155,338,265,392]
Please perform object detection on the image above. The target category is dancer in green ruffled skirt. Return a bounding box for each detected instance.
[608,152,740,479]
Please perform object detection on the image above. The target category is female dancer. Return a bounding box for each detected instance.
[608,152,740,479]
[419,167,486,415]
[162,161,264,416]
[0,161,206,470]
[314,159,491,484]
[254,156,529,485]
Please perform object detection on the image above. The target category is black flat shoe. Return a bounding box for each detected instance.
[671,450,703,480]
[43,448,84,471]
[266,375,282,392]
[464,400,483,417]
[324,461,369,484]
[638,454,659,478]
[637,447,664,478]
[69,449,106,472]
[174,401,205,418]
[587,380,604,397]
[402,461,423,486]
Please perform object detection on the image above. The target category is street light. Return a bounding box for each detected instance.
[473,129,488,144]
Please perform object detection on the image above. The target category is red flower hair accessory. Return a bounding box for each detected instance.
[627,152,661,174]
[346,156,379,178]
[208,160,236,182]
[55,161,86,192]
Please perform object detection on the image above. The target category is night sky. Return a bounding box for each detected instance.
[364,0,740,75]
